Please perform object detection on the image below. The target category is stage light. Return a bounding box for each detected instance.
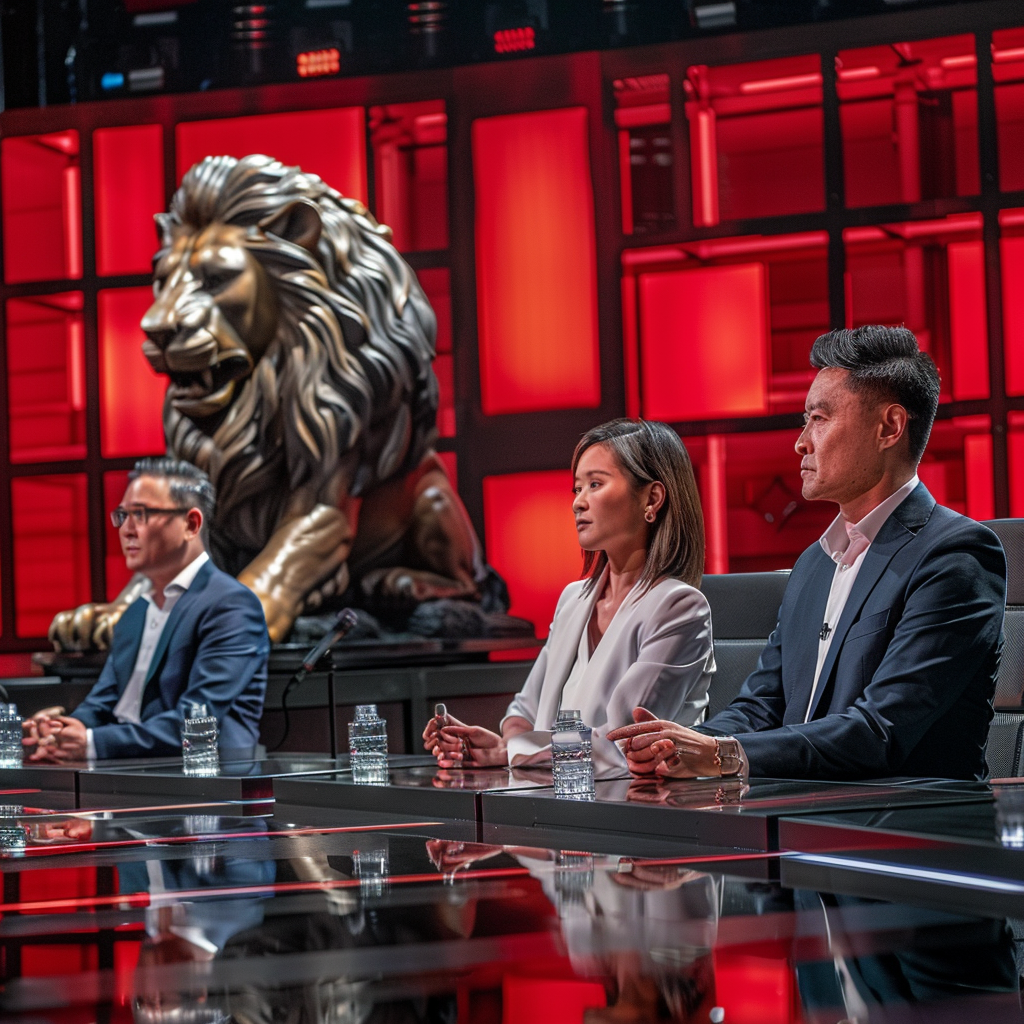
[297,47,341,76]
[494,27,535,54]
[100,72,124,91]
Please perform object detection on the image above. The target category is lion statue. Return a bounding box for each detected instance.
[51,153,503,650]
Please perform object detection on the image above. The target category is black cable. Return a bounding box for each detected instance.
[269,673,300,753]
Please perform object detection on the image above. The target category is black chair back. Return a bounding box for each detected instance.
[700,572,789,719]
[982,520,1024,776]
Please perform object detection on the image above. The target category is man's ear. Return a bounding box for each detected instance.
[258,199,322,255]
[185,508,203,540]
[878,403,909,451]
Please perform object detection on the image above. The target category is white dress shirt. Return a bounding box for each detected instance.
[85,551,210,760]
[804,477,918,721]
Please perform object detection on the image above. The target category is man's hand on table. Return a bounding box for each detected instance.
[24,715,88,763]
[607,708,747,779]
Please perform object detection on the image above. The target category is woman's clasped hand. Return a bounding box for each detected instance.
[421,714,509,768]
[607,707,725,778]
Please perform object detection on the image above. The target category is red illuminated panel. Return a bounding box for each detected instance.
[483,471,580,636]
[946,240,989,400]
[502,976,604,1022]
[418,267,454,436]
[1002,230,1024,396]
[98,287,167,458]
[1010,413,1024,517]
[994,29,1024,192]
[370,102,448,252]
[94,124,164,277]
[964,431,994,520]
[713,950,797,1024]
[176,108,367,204]
[13,474,91,637]
[104,470,132,600]
[6,293,86,463]
[2,131,82,283]
[473,108,600,414]
[638,263,768,421]
[837,35,979,207]
[685,55,825,224]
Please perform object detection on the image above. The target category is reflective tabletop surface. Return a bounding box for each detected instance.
[0,806,1021,1023]
[480,776,994,852]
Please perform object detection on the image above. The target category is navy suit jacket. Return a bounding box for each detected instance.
[73,560,270,759]
[700,483,1006,780]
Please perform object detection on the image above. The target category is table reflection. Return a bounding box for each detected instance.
[1,817,1020,1023]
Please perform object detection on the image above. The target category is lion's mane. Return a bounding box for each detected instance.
[158,154,438,571]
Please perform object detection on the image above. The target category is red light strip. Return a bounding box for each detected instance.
[740,72,822,95]
[494,26,535,54]
[0,865,533,914]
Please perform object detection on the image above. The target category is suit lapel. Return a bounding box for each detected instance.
[141,561,214,708]
[535,571,604,732]
[786,553,834,725]
[112,599,147,692]
[807,483,935,720]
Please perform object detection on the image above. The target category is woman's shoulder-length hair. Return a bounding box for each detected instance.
[573,418,705,594]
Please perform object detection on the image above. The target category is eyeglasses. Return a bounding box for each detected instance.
[110,506,189,528]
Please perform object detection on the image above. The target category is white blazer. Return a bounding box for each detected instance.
[503,570,714,776]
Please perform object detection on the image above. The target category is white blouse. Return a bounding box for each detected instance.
[503,569,715,776]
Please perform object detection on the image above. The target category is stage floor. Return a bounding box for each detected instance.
[1,759,1022,1022]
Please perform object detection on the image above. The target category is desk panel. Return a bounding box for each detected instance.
[275,765,553,830]
[78,755,434,810]
[480,777,992,852]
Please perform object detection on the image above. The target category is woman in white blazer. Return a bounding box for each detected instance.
[423,419,714,775]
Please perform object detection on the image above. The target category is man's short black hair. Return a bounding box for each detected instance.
[128,457,216,534]
[810,325,940,464]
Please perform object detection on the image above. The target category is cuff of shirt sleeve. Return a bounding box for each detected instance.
[507,731,551,767]
[85,728,96,762]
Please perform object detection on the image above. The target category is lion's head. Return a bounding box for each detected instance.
[142,155,438,569]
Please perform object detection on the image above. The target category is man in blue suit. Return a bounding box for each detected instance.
[25,458,270,761]
[610,326,1006,781]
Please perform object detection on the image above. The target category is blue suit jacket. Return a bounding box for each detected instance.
[700,483,1006,780]
[73,560,270,759]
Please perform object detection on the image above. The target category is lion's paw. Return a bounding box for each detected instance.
[48,602,124,653]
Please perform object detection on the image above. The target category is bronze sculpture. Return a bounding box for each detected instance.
[51,154,500,650]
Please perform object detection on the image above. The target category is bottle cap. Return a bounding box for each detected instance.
[188,702,209,718]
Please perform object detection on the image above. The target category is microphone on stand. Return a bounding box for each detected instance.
[271,608,360,754]
[297,607,360,678]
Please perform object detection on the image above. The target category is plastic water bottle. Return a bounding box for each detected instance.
[0,805,26,855]
[349,704,388,784]
[0,704,22,769]
[181,702,219,777]
[551,709,595,800]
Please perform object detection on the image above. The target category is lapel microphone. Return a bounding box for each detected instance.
[819,622,832,641]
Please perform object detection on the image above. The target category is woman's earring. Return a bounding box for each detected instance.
[645,507,655,523]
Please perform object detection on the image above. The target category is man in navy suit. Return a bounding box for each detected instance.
[610,326,1006,781]
[25,458,269,761]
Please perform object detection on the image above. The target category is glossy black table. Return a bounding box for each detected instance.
[0,757,183,810]
[480,777,993,852]
[274,764,555,834]
[775,782,1024,917]
[0,809,1019,1024]
[77,755,436,811]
